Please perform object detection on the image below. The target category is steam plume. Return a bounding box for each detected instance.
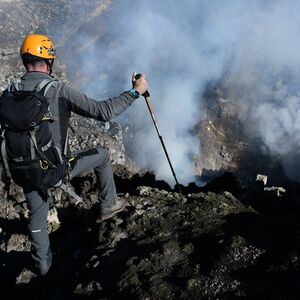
[62,0,300,183]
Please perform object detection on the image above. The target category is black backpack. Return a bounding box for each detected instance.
[0,79,67,191]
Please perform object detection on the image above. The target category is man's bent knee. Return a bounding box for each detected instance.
[95,147,110,165]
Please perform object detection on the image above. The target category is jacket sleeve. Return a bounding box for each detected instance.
[59,83,137,121]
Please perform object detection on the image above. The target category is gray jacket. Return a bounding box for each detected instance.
[19,72,136,153]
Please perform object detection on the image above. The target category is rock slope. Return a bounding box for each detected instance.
[1,170,300,299]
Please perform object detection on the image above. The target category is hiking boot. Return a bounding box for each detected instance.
[97,197,127,222]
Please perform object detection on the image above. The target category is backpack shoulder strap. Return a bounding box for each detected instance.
[7,81,23,92]
[7,83,14,92]
[35,79,58,96]
[6,79,57,95]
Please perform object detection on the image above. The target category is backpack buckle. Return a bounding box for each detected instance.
[39,160,49,170]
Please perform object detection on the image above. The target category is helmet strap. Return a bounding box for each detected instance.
[45,59,54,75]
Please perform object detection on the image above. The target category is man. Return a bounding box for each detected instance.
[11,33,148,276]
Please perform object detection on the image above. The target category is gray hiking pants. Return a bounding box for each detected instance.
[25,147,116,271]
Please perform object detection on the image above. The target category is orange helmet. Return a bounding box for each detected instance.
[20,34,56,59]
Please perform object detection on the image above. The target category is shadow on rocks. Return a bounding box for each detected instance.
[114,171,172,194]
[223,211,300,299]
[0,249,37,299]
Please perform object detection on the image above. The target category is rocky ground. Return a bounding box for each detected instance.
[1,168,300,299]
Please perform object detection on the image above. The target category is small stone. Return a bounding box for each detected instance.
[137,186,152,196]
[93,260,100,268]
[256,174,268,186]
[15,193,26,203]
[135,209,145,216]
[264,186,286,197]
[16,269,37,284]
[47,207,61,232]
[53,188,63,202]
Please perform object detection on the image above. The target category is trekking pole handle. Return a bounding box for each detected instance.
[134,73,150,98]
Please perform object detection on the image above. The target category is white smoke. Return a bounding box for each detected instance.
[61,0,300,183]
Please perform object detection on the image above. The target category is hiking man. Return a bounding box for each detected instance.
[1,33,148,276]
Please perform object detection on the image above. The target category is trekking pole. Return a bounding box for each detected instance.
[134,74,186,203]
